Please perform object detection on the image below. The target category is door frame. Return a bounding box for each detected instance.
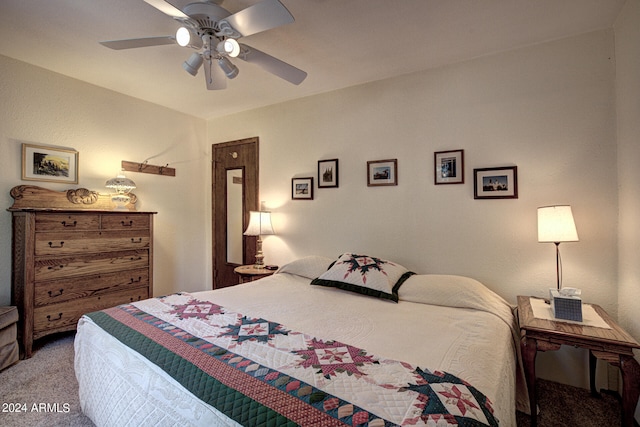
[212,137,259,288]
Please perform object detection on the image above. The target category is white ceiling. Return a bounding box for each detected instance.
[0,0,625,120]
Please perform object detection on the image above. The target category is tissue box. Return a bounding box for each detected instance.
[549,289,582,321]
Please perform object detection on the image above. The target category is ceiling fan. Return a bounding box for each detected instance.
[100,0,307,90]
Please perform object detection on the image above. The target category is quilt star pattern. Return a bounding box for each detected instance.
[86,292,499,426]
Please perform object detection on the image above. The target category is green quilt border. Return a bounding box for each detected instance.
[86,311,296,427]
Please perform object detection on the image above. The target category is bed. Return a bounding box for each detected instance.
[74,254,522,426]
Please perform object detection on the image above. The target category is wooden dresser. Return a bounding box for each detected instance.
[9,185,155,358]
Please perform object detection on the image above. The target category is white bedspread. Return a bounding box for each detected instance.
[75,257,518,426]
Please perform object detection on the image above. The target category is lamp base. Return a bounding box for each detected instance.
[111,194,131,210]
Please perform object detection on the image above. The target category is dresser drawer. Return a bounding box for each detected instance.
[34,250,149,281]
[33,287,149,335]
[35,213,100,231]
[34,268,149,306]
[101,214,150,230]
[35,230,150,256]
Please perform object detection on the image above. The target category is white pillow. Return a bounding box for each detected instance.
[310,253,414,302]
[276,256,334,279]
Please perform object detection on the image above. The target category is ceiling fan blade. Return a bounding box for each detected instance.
[238,44,307,85]
[223,0,294,38]
[203,57,227,90]
[143,0,189,19]
[100,36,175,50]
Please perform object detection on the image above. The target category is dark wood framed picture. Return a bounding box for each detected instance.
[474,166,518,199]
[22,143,78,184]
[434,149,464,185]
[367,159,397,187]
[292,177,314,200]
[318,158,339,188]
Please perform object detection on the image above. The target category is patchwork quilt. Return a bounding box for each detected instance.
[86,292,499,426]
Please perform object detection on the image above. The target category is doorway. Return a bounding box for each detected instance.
[212,137,258,288]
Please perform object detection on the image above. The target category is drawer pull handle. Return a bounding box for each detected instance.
[61,220,77,228]
[48,289,64,298]
[47,265,65,270]
[48,241,65,248]
[121,220,134,227]
[130,256,143,261]
[47,313,63,322]
[130,296,142,302]
[131,238,143,243]
[130,276,142,283]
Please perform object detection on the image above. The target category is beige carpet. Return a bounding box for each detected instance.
[0,332,93,427]
[0,331,627,427]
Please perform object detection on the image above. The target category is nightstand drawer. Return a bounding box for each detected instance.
[33,287,149,335]
[34,268,150,306]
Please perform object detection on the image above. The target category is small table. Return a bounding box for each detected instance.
[517,296,640,427]
[233,265,276,284]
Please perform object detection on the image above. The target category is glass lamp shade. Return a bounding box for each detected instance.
[243,211,275,236]
[105,172,136,209]
[537,205,579,243]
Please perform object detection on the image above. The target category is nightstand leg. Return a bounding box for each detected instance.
[521,336,538,427]
[620,355,640,427]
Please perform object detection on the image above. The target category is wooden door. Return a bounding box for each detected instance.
[212,138,258,288]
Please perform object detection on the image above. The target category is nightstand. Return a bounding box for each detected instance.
[517,295,640,427]
[233,265,276,284]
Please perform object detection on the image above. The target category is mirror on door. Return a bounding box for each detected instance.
[226,168,243,265]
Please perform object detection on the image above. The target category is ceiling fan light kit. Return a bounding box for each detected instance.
[175,26,203,49]
[183,52,204,76]
[101,0,307,90]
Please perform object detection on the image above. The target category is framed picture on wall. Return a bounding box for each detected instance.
[434,149,464,184]
[367,159,397,186]
[318,158,339,188]
[22,143,79,184]
[473,166,518,199]
[292,177,314,200]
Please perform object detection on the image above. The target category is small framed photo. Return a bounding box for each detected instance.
[367,159,397,187]
[474,166,518,199]
[434,149,464,185]
[292,177,314,200]
[318,158,339,188]
[22,143,79,184]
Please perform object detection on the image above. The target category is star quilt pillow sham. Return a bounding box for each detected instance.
[310,253,414,302]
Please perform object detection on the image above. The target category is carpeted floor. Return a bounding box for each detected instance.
[0,331,628,427]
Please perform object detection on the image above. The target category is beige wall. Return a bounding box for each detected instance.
[0,54,210,304]
[208,29,620,388]
[614,0,640,420]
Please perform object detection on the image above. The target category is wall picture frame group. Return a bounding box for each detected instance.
[434,149,464,185]
[292,177,314,200]
[473,166,518,199]
[22,143,78,184]
[367,159,397,187]
[318,158,339,188]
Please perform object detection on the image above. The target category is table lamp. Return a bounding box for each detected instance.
[243,210,275,268]
[537,205,579,290]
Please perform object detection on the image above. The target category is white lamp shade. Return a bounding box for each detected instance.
[243,211,275,236]
[537,205,579,243]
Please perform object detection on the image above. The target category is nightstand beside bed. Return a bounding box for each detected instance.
[233,265,276,284]
[517,295,640,427]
